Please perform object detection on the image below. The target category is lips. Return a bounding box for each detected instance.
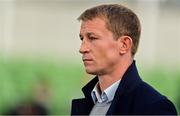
[82,56,93,64]
[83,58,93,61]
[82,55,93,61]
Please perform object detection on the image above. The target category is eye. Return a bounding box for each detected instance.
[79,35,83,41]
[89,36,98,41]
[80,37,83,41]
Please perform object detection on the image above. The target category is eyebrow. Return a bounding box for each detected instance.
[79,32,98,39]
[81,32,97,36]
[79,34,82,38]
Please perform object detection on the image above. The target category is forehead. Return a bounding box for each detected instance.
[80,17,108,34]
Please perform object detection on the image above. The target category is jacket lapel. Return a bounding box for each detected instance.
[71,98,94,115]
[107,61,142,115]
[71,77,98,115]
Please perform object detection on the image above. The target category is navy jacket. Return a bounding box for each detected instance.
[71,61,177,115]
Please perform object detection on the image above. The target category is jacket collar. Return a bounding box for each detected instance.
[114,60,142,98]
[82,60,142,100]
[82,75,98,99]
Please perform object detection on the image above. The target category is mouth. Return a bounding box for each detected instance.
[82,58,93,65]
[83,58,93,61]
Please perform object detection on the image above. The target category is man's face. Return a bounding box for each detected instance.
[79,17,121,75]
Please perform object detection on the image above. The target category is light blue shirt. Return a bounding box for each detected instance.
[90,80,121,115]
[91,80,121,104]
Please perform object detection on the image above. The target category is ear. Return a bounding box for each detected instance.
[117,36,133,55]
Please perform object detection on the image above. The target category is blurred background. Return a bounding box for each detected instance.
[0,0,180,115]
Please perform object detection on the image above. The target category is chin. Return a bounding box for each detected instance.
[85,69,97,75]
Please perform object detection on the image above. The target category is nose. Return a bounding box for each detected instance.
[79,39,90,54]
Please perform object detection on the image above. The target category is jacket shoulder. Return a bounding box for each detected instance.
[132,81,177,115]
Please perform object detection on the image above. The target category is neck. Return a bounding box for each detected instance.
[98,58,133,91]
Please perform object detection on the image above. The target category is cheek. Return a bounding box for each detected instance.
[94,44,119,64]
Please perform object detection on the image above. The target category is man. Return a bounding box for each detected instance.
[71,4,177,115]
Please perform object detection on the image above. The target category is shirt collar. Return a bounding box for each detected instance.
[91,80,121,104]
